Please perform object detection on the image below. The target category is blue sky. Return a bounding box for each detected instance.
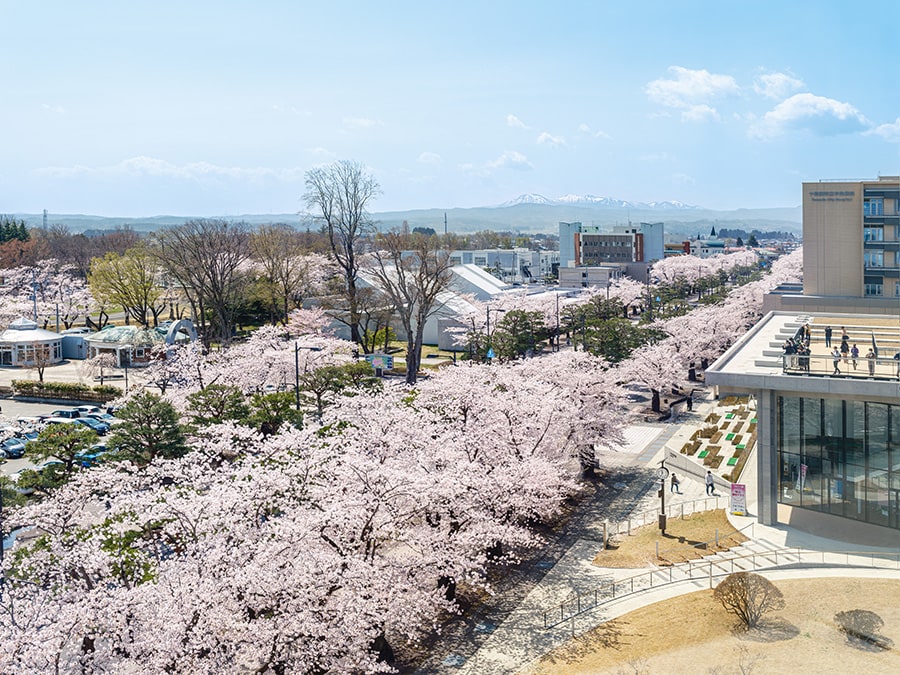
[2,0,900,217]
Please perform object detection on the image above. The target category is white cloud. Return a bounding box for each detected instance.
[41,103,65,114]
[486,150,533,171]
[417,151,442,164]
[672,172,696,185]
[751,93,870,139]
[638,152,674,162]
[645,66,738,121]
[753,72,804,99]
[506,114,529,129]
[869,118,900,143]
[536,131,565,147]
[577,123,611,140]
[681,104,719,122]
[307,147,336,158]
[646,66,739,105]
[342,116,382,129]
[35,156,304,183]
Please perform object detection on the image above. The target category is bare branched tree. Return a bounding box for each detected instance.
[713,572,785,629]
[154,219,251,346]
[303,160,380,344]
[367,229,453,384]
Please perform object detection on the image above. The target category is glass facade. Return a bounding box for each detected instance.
[778,396,900,530]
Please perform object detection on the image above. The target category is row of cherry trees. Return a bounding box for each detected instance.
[0,250,802,671]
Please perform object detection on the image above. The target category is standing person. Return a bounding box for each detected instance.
[705,470,715,495]
[671,473,680,494]
[850,343,859,370]
[867,348,876,377]
[832,346,842,375]
[894,351,900,378]
[824,325,833,347]
[686,393,693,411]
[840,337,850,364]
[841,326,849,342]
[803,322,811,345]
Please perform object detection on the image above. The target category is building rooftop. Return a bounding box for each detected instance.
[707,311,900,401]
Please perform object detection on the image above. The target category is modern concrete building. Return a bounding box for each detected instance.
[706,176,900,546]
[706,312,900,547]
[446,248,559,284]
[558,221,665,269]
[767,175,900,314]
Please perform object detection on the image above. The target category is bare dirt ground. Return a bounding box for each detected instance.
[526,578,900,674]
[592,510,747,568]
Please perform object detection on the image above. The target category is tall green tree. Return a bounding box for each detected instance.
[107,391,188,465]
[89,243,166,326]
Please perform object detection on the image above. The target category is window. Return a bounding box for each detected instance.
[864,227,884,241]
[864,250,884,267]
[865,198,884,216]
[865,282,884,296]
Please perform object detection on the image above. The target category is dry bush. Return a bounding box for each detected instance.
[714,573,785,629]
[835,609,894,650]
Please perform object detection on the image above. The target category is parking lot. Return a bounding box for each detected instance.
[0,398,107,476]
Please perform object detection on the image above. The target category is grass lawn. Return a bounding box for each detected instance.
[527,578,900,674]
[593,509,748,568]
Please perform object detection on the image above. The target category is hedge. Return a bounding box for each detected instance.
[11,380,122,402]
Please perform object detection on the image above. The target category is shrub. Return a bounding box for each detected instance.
[700,426,718,439]
[714,572,785,629]
[834,609,894,650]
[709,455,724,469]
[732,421,744,433]
[732,434,743,446]
[705,413,720,425]
[691,430,701,441]
[710,431,723,444]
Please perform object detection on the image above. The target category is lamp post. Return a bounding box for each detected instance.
[555,293,560,352]
[645,266,653,321]
[293,343,322,412]
[485,306,506,361]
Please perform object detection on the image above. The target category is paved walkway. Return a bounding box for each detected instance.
[417,388,900,674]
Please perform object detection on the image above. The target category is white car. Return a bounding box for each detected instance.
[73,405,103,415]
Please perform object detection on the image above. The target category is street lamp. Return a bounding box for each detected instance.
[293,343,322,412]
[485,306,506,361]
[555,293,560,352]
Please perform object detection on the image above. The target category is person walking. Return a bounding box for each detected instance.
[840,336,850,364]
[867,348,876,377]
[831,346,841,375]
[824,325,833,347]
[850,343,859,370]
[705,470,715,496]
[671,473,680,494]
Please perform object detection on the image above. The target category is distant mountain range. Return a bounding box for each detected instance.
[11,195,801,238]
[498,193,698,210]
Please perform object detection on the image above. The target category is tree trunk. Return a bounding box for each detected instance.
[651,388,661,413]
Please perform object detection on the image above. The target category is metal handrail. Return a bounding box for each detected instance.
[542,545,900,629]
[603,495,725,539]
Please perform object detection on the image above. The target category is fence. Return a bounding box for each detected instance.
[602,495,725,541]
[542,545,900,629]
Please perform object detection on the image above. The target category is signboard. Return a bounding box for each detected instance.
[730,483,747,516]
[365,353,394,370]
[486,347,495,359]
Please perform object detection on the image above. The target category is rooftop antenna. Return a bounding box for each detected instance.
[43,209,47,229]
[444,211,448,236]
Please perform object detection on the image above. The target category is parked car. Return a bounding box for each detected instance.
[73,405,103,415]
[73,417,110,435]
[75,444,108,468]
[50,409,80,419]
[1,437,27,459]
[43,418,77,427]
[84,412,118,425]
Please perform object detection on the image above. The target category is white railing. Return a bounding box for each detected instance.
[542,546,900,629]
[603,495,725,540]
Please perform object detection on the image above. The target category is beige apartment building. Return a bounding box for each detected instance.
[770,176,900,313]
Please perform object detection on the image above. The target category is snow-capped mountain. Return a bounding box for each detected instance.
[499,194,699,209]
